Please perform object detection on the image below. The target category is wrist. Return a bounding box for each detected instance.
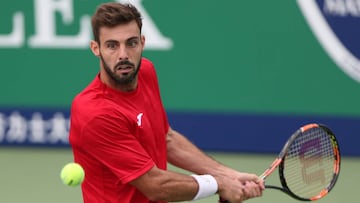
[190,174,218,200]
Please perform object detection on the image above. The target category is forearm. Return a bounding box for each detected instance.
[131,165,219,202]
[164,128,264,202]
[166,128,228,175]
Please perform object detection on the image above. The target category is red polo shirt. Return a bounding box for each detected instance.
[69,58,169,203]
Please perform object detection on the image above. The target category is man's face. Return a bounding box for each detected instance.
[91,21,145,86]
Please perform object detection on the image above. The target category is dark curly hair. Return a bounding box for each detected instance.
[91,2,142,43]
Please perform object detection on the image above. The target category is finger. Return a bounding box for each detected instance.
[243,181,263,198]
[248,179,265,190]
[239,173,260,182]
[253,179,265,190]
[259,180,265,190]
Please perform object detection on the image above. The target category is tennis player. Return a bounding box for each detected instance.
[69,2,264,203]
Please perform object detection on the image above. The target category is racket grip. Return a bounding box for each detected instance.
[218,197,229,203]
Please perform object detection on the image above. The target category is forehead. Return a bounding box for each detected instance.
[99,21,140,43]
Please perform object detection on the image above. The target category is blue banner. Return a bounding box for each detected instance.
[1,108,359,156]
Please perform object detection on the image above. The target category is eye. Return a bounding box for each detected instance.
[127,39,139,48]
[106,41,118,50]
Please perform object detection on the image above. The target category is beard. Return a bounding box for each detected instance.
[99,53,141,85]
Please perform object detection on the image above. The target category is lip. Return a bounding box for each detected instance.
[116,66,133,74]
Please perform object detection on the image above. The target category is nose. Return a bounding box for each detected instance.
[118,45,129,61]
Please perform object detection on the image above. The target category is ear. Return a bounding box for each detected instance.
[141,35,145,51]
[90,40,100,57]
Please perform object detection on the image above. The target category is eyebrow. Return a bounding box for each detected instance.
[104,36,139,44]
[127,36,140,41]
[104,39,119,44]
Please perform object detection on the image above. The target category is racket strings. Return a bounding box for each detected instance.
[283,127,336,199]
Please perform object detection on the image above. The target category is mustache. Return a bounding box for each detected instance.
[115,60,134,69]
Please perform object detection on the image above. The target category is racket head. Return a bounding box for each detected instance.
[277,123,341,201]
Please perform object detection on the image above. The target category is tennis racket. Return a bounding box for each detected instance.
[219,123,341,202]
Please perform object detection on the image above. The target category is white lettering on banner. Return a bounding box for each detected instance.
[29,0,91,48]
[6,112,28,143]
[324,0,360,16]
[0,111,70,145]
[48,112,69,143]
[0,113,7,141]
[118,0,173,49]
[29,112,47,143]
[0,0,173,50]
[0,12,24,48]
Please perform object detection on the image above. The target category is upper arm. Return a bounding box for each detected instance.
[166,126,175,142]
[166,127,196,165]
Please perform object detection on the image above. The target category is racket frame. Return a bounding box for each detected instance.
[260,123,341,201]
[219,123,340,203]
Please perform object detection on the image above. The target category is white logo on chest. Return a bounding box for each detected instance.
[137,113,144,126]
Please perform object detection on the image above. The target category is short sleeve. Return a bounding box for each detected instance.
[82,113,155,184]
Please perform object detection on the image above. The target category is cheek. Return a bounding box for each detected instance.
[102,51,118,65]
[132,48,143,60]
[133,54,142,68]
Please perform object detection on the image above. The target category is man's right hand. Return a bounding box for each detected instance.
[216,172,264,203]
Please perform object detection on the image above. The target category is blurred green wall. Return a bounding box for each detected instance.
[1,0,359,116]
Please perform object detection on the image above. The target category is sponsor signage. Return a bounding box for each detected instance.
[0,109,70,146]
[297,0,360,82]
[1,108,359,156]
[1,0,360,155]
[0,0,173,50]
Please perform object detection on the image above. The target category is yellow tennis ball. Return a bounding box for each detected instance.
[60,163,85,187]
